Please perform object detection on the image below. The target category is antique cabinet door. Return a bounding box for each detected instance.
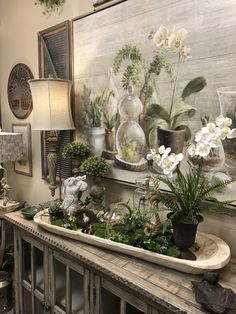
[94,274,148,314]
[48,250,89,314]
[15,229,48,314]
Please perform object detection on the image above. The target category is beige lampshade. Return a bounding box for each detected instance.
[28,78,75,131]
[0,132,23,163]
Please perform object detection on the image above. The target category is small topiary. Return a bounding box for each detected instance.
[62,141,92,159]
[80,156,111,177]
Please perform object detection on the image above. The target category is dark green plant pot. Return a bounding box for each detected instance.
[157,128,186,154]
[172,221,198,250]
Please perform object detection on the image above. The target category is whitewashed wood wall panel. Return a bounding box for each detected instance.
[73,0,236,133]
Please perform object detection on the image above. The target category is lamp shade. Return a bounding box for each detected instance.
[0,132,23,163]
[28,78,75,131]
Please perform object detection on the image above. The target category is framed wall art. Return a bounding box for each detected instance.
[8,63,34,119]
[38,20,73,180]
[12,124,32,177]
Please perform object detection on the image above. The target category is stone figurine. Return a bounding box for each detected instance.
[62,175,88,214]
[192,272,236,313]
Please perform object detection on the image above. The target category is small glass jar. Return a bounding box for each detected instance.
[133,176,151,212]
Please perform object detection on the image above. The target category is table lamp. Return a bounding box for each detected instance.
[28,77,75,197]
[0,131,23,209]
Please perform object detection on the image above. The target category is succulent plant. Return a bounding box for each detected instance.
[34,0,65,14]
[62,141,92,159]
[80,156,111,177]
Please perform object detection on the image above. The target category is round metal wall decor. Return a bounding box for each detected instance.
[7,63,34,119]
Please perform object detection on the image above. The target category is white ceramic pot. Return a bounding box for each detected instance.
[85,126,105,156]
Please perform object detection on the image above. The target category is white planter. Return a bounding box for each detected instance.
[85,126,105,156]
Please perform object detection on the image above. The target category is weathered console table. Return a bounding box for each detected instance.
[3,211,236,314]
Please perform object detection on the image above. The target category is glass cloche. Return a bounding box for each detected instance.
[115,86,147,170]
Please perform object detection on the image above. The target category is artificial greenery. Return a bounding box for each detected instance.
[152,163,232,224]
[80,156,111,177]
[103,112,118,131]
[145,76,207,141]
[82,85,114,128]
[34,0,65,14]
[48,201,182,258]
[62,141,92,159]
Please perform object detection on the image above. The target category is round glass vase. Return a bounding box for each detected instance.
[217,86,236,179]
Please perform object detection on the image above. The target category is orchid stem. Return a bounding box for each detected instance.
[169,54,181,129]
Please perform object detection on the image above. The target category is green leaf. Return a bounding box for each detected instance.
[145,104,170,123]
[170,101,197,128]
[181,76,207,100]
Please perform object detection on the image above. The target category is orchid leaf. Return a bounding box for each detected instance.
[170,101,197,128]
[181,76,207,100]
[145,104,170,123]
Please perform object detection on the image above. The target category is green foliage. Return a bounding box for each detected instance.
[62,141,91,159]
[82,85,114,128]
[113,44,144,90]
[120,138,139,163]
[153,163,232,224]
[103,112,118,131]
[181,77,207,101]
[148,49,174,80]
[80,156,111,177]
[109,210,180,257]
[34,0,65,13]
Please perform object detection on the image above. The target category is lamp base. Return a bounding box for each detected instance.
[0,200,24,213]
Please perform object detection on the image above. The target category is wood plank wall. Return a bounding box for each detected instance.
[73,0,236,133]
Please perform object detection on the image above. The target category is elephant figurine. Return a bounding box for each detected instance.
[62,175,88,214]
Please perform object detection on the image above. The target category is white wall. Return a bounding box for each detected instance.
[0,0,92,203]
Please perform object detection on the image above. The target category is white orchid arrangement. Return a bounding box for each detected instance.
[147,146,184,178]
[188,115,236,158]
[146,26,206,140]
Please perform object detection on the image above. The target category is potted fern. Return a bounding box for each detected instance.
[147,116,235,259]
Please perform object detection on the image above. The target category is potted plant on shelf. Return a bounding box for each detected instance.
[147,115,236,260]
[62,141,92,177]
[82,85,115,156]
[80,156,111,212]
[113,27,207,153]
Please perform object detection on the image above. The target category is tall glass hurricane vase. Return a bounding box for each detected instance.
[217,87,236,179]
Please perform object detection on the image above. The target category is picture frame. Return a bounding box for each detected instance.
[12,123,32,177]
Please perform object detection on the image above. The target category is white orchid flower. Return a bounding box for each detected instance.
[153,25,169,48]
[158,145,171,156]
[170,28,188,53]
[227,128,236,139]
[215,115,232,127]
[153,154,162,166]
[208,138,221,148]
[195,142,211,157]
[146,153,154,161]
[187,143,196,157]
[181,46,191,61]
[206,122,216,132]
[162,147,172,159]
[146,148,156,160]
[220,127,231,140]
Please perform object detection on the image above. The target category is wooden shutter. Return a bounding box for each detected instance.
[38,20,73,180]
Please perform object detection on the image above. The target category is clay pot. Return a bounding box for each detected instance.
[105,129,115,152]
[157,128,186,154]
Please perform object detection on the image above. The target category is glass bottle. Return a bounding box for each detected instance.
[116,86,146,164]
[133,176,151,212]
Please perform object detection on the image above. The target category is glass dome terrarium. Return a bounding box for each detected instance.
[217,86,236,179]
[115,86,147,171]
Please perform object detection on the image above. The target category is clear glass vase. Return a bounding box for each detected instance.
[217,86,236,179]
